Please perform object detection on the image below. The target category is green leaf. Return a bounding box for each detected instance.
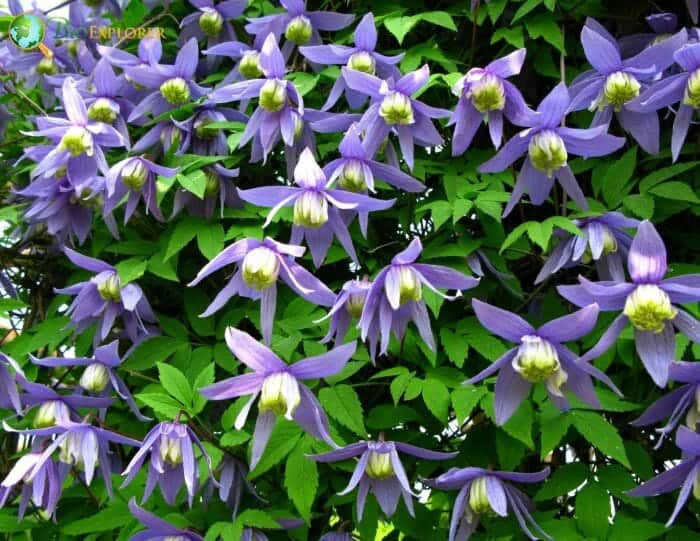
[197,223,225,260]
[571,410,630,468]
[248,420,303,479]
[165,216,202,260]
[115,257,148,285]
[421,11,457,31]
[513,0,542,22]
[148,249,179,282]
[602,148,637,207]
[649,181,700,203]
[608,515,667,541]
[191,363,215,414]
[384,16,418,45]
[122,0,147,27]
[135,392,183,418]
[422,378,451,421]
[535,462,588,501]
[451,386,486,424]
[440,328,468,367]
[284,439,319,522]
[124,336,190,370]
[319,384,367,436]
[540,411,571,459]
[390,371,414,405]
[287,72,319,96]
[157,361,193,406]
[0,298,26,313]
[501,399,534,449]
[623,194,655,219]
[575,481,610,539]
[177,170,208,199]
[639,161,700,192]
[236,509,282,529]
[63,502,130,535]
[526,15,564,52]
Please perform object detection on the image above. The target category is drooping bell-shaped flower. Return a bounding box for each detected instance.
[424,466,551,541]
[188,237,334,344]
[121,421,214,507]
[464,299,620,425]
[558,220,700,387]
[319,277,372,346]
[358,238,479,359]
[179,0,247,56]
[619,13,679,58]
[19,380,113,428]
[309,439,457,519]
[450,49,529,155]
[479,82,625,217]
[199,328,356,468]
[535,212,639,284]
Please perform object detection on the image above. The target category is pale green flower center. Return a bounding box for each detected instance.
[470,74,506,113]
[204,170,220,197]
[513,336,565,392]
[241,247,280,290]
[528,130,568,176]
[623,284,677,333]
[259,79,288,112]
[397,266,422,306]
[603,71,640,111]
[160,126,182,148]
[684,69,700,109]
[469,477,495,515]
[34,400,67,428]
[87,98,118,123]
[581,225,618,264]
[293,191,328,228]
[347,51,376,75]
[60,126,94,157]
[239,51,263,79]
[345,291,366,319]
[37,57,58,75]
[379,92,414,125]
[160,77,190,106]
[284,15,312,45]
[58,431,98,470]
[80,363,110,393]
[259,372,301,419]
[194,118,218,140]
[338,160,367,192]
[365,451,394,479]
[685,388,700,429]
[97,274,122,302]
[160,436,183,466]
[199,9,224,37]
[121,160,148,191]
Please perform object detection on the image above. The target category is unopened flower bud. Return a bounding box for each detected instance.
[242,247,280,290]
[121,160,148,191]
[284,15,312,45]
[397,266,422,305]
[59,126,94,157]
[239,51,263,79]
[87,97,118,123]
[199,8,223,37]
[293,191,328,228]
[37,57,58,75]
[624,284,677,333]
[80,363,110,393]
[338,160,367,192]
[684,69,700,109]
[469,477,496,515]
[513,335,561,383]
[603,71,640,110]
[259,372,301,419]
[470,73,506,113]
[97,273,121,302]
[528,130,567,176]
[365,451,394,479]
[34,400,69,428]
[160,77,190,106]
[379,92,414,125]
[194,117,218,139]
[601,226,618,255]
[67,40,78,57]
[203,170,220,197]
[347,51,376,75]
[259,79,287,112]
[160,436,183,466]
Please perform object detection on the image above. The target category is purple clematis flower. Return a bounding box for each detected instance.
[0,449,67,520]
[535,212,639,284]
[319,276,372,346]
[450,49,529,155]
[465,299,620,425]
[631,362,700,449]
[3,420,140,498]
[126,39,208,123]
[308,439,458,519]
[180,0,248,46]
[30,340,150,422]
[121,421,214,507]
[629,42,700,162]
[0,352,25,414]
[320,533,351,541]
[479,82,626,217]
[188,236,334,343]
[24,78,127,185]
[558,220,700,387]
[97,33,163,70]
[172,164,242,219]
[128,498,204,540]
[424,466,551,541]
[208,34,303,161]
[245,0,354,58]
[568,18,687,154]
[199,328,356,468]
[204,39,262,84]
[299,13,404,110]
[203,455,260,518]
[342,64,450,170]
[105,155,178,224]
[324,124,425,194]
[56,248,158,344]
[619,13,679,58]
[358,238,479,358]
[238,147,395,267]
[628,426,700,526]
[19,380,113,427]
[173,103,247,156]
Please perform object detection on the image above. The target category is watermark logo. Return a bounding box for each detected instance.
[3,13,52,57]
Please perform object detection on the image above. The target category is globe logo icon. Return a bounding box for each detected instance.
[8,13,45,51]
